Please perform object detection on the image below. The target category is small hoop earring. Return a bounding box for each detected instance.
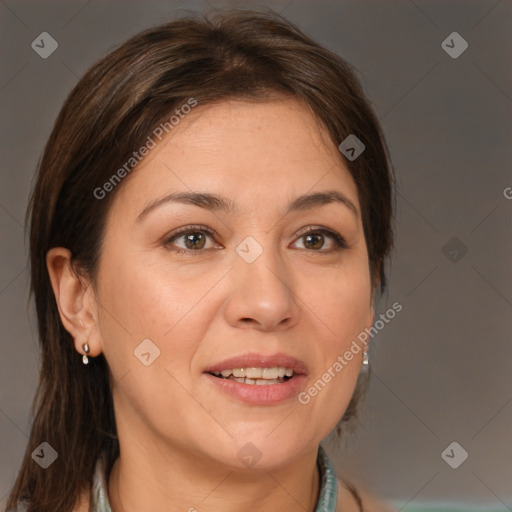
[82,342,90,365]
[362,350,369,367]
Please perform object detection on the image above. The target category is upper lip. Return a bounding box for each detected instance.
[204,353,308,376]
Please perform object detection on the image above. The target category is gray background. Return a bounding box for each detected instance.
[1,1,511,510]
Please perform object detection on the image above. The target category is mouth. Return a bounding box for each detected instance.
[203,353,308,404]
[207,366,295,385]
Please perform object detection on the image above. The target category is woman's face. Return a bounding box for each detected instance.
[93,97,374,470]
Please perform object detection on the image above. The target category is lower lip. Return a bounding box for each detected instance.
[204,373,307,405]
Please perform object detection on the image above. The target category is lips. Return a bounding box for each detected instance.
[203,353,308,405]
[203,353,308,377]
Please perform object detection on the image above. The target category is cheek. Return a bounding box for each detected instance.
[95,248,218,372]
[303,256,372,338]
[94,253,209,430]
[296,256,371,422]
[327,269,372,375]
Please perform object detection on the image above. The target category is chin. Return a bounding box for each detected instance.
[213,431,316,472]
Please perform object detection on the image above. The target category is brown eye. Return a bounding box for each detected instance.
[303,232,324,250]
[293,227,348,252]
[163,225,218,255]
[182,231,207,250]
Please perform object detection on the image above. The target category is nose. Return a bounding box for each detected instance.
[223,239,301,332]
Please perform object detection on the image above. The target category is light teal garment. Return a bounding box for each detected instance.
[91,445,338,511]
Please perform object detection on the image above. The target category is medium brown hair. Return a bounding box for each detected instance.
[7,8,394,511]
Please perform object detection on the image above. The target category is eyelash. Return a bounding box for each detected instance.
[162,224,348,256]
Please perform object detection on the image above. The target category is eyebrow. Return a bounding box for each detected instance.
[136,189,358,222]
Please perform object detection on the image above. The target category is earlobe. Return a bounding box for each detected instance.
[46,247,101,357]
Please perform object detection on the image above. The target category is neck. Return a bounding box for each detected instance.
[107,441,321,512]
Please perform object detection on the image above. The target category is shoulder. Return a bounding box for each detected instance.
[336,477,398,512]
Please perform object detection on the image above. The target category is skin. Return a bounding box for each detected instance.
[47,97,379,512]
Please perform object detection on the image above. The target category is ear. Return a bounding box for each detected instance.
[46,247,102,359]
[366,272,381,331]
[362,286,376,347]
[364,303,375,334]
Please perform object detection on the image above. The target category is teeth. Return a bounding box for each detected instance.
[255,378,280,385]
[244,368,260,379]
[262,367,277,379]
[214,366,294,380]
[230,376,282,385]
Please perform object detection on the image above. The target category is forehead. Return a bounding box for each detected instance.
[109,98,360,220]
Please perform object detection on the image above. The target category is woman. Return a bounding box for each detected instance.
[6,8,395,512]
